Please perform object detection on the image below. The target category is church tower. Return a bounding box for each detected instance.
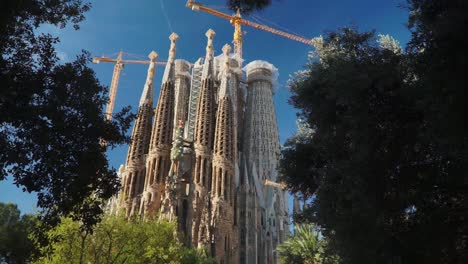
[120,51,158,217]
[241,61,287,263]
[113,29,289,264]
[191,29,217,246]
[210,44,238,263]
[141,33,178,217]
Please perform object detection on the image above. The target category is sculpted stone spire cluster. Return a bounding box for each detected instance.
[210,43,237,262]
[192,29,217,247]
[113,31,288,264]
[142,33,177,217]
[120,51,158,217]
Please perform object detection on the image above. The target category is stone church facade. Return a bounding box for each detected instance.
[110,30,289,263]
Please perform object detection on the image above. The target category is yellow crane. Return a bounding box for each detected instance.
[93,51,167,120]
[186,0,317,59]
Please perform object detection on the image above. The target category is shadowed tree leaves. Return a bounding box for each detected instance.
[0,203,38,263]
[0,1,134,230]
[279,0,468,262]
[281,29,418,263]
[227,0,272,14]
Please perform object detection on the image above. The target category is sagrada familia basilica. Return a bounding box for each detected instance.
[108,29,289,263]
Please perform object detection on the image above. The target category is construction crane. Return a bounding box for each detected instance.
[186,0,317,59]
[93,51,167,120]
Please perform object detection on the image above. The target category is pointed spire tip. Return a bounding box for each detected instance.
[169,32,179,42]
[222,44,231,55]
[148,51,158,61]
[205,29,215,38]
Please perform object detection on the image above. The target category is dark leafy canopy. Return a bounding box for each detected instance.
[0,203,38,264]
[226,0,272,14]
[0,1,134,230]
[280,0,468,263]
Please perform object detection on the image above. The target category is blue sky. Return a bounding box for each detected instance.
[0,0,411,214]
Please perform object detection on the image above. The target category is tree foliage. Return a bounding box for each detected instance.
[180,248,217,264]
[0,203,38,264]
[32,215,216,264]
[226,0,272,14]
[280,1,468,262]
[0,1,134,229]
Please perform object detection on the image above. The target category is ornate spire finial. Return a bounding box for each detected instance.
[205,29,215,57]
[222,44,231,73]
[206,28,215,39]
[148,51,158,62]
[201,29,215,79]
[168,33,179,63]
[162,33,178,82]
[139,51,158,106]
[170,32,179,41]
[218,44,232,99]
[222,44,231,56]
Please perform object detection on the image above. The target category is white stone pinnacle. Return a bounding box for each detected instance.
[139,51,158,106]
[168,33,179,63]
[205,29,215,58]
[202,29,215,79]
[218,44,231,99]
[162,32,178,82]
[148,50,158,61]
[222,43,231,55]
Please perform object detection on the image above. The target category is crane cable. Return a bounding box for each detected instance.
[250,13,309,40]
[201,4,310,41]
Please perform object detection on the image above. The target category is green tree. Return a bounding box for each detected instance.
[0,203,38,263]
[180,248,217,264]
[33,216,179,264]
[32,214,216,264]
[0,1,134,229]
[277,224,339,264]
[280,1,468,262]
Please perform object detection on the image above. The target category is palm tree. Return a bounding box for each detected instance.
[277,224,338,264]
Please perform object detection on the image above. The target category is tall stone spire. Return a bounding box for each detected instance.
[191,29,217,246]
[201,29,215,79]
[121,51,158,217]
[141,33,178,218]
[162,33,179,82]
[241,60,287,263]
[210,44,238,263]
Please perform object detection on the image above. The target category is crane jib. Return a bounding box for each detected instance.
[186,1,316,53]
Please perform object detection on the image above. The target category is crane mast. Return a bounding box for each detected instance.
[93,52,167,121]
[105,51,123,121]
[232,10,243,58]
